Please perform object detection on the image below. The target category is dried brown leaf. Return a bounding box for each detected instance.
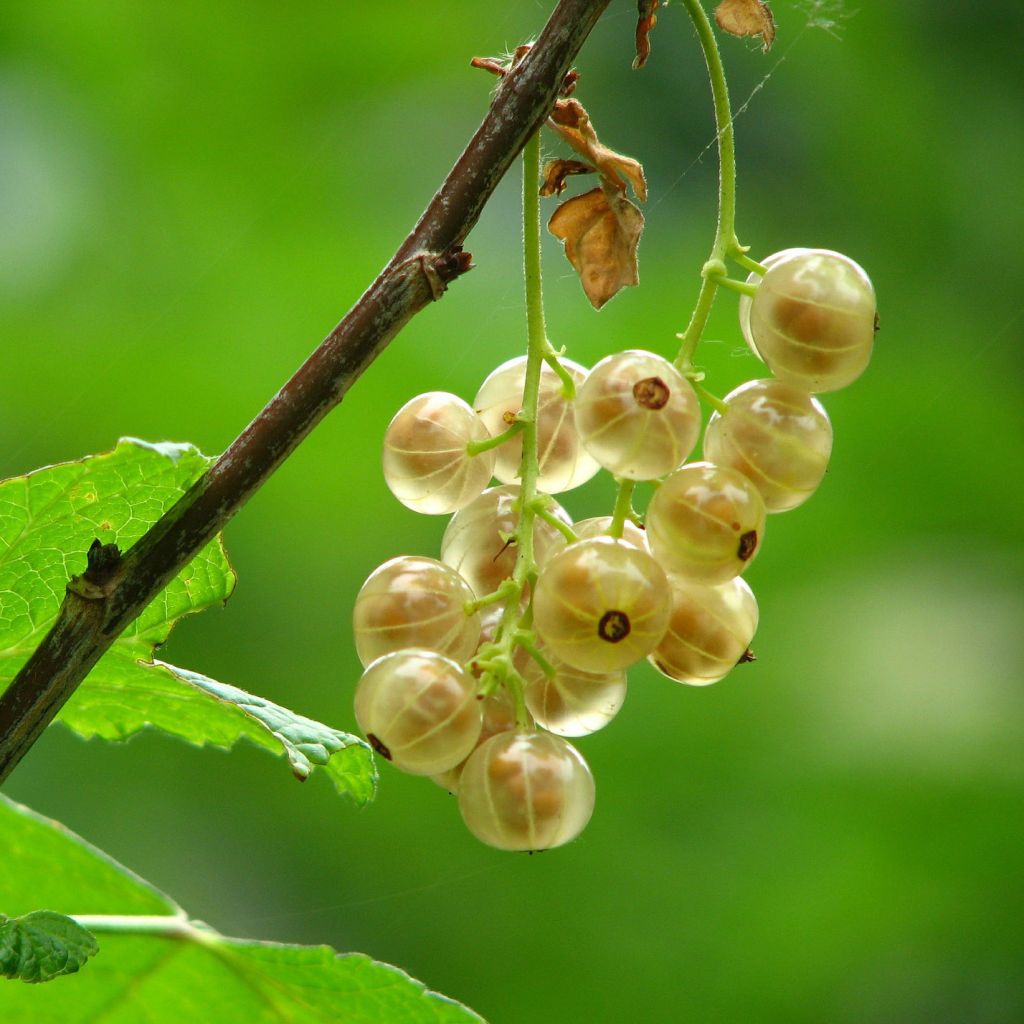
[549,99,647,201]
[634,0,659,70]
[540,159,596,197]
[548,187,644,309]
[714,0,776,51]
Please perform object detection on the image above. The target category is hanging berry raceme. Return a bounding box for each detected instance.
[352,238,875,849]
[350,16,877,850]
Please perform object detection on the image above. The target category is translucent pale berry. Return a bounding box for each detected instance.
[352,556,481,668]
[458,730,595,851]
[432,691,518,793]
[353,649,482,776]
[474,356,599,493]
[649,576,758,686]
[441,484,571,598]
[645,462,766,585]
[574,350,700,479]
[382,392,495,514]
[532,537,671,673]
[522,650,626,737]
[739,248,809,359]
[703,379,832,513]
[748,249,877,393]
[574,516,649,551]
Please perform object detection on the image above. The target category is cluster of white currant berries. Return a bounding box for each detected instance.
[351,248,876,852]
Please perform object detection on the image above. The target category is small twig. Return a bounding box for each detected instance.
[0,0,611,785]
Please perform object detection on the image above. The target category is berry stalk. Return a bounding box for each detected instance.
[477,130,550,724]
[675,0,747,372]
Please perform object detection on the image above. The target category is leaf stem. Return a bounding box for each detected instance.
[675,0,745,372]
[72,915,199,940]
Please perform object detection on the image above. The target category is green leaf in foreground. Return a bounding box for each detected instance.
[0,439,375,803]
[0,797,483,1022]
[0,912,98,984]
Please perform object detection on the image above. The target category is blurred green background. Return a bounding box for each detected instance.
[2,1,1022,1021]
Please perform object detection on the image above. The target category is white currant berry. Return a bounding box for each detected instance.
[432,691,518,793]
[474,356,599,493]
[440,484,571,598]
[352,556,481,668]
[522,649,626,737]
[645,461,766,585]
[738,248,810,359]
[382,392,495,514]
[574,350,701,479]
[532,537,671,673]
[748,249,877,392]
[703,379,833,513]
[353,649,482,776]
[649,576,758,686]
[574,516,649,551]
[457,730,595,851]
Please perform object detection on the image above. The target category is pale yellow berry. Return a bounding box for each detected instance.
[354,650,482,776]
[458,730,595,851]
[645,462,766,585]
[748,249,876,393]
[574,350,700,479]
[440,485,571,598]
[383,392,495,514]
[474,356,599,493]
[353,556,481,667]
[703,379,832,512]
[649,576,758,686]
[533,537,671,673]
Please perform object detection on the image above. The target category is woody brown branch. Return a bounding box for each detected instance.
[0,0,612,784]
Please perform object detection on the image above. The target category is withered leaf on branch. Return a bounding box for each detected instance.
[549,98,647,202]
[548,187,644,310]
[634,0,659,70]
[714,0,776,51]
[540,159,596,197]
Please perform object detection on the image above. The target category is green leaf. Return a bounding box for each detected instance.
[0,912,98,984]
[62,659,378,804]
[0,438,235,662]
[0,798,484,1022]
[0,439,375,804]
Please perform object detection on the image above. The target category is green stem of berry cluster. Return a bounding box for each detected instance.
[608,479,636,539]
[466,419,524,456]
[473,130,560,723]
[674,0,758,375]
